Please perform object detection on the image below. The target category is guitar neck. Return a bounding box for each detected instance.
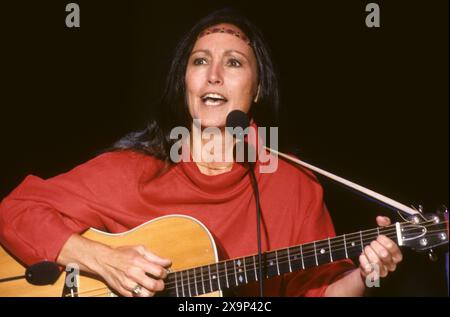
[161,223,400,297]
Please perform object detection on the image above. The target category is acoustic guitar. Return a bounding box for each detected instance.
[0,212,448,297]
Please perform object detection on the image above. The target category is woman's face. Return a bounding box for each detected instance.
[185,23,259,128]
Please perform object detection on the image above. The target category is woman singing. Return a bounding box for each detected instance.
[0,8,402,297]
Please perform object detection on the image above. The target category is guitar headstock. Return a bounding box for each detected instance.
[399,207,449,252]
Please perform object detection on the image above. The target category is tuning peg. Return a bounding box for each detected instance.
[427,249,438,262]
[408,205,427,222]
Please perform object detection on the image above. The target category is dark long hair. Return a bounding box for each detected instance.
[112,8,280,163]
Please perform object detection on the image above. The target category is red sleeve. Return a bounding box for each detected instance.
[0,150,146,266]
[283,171,356,297]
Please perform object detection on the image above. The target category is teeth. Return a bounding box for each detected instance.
[202,93,226,101]
[203,98,225,106]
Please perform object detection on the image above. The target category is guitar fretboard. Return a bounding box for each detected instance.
[160,224,399,297]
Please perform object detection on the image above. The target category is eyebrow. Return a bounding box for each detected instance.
[190,49,250,61]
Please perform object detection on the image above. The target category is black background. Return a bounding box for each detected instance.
[1,0,448,296]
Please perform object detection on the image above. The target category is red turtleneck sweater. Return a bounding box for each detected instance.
[0,150,355,296]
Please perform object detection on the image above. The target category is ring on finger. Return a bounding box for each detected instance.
[132,284,143,296]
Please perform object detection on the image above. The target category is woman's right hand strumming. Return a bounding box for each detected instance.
[57,234,172,297]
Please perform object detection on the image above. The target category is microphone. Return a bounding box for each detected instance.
[225,110,256,167]
[226,110,250,140]
[226,110,265,297]
[0,260,60,286]
[25,261,60,285]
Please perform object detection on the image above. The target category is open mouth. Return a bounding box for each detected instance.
[201,93,228,106]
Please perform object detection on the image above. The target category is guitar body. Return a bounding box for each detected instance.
[0,215,222,297]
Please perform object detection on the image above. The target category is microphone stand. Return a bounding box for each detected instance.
[248,162,264,297]
[226,110,265,297]
[239,140,264,297]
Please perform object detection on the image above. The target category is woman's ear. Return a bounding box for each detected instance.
[254,84,261,103]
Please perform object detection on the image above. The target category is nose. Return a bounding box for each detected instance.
[207,62,223,86]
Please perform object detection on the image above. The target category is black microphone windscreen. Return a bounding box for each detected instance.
[226,110,250,130]
[25,261,61,286]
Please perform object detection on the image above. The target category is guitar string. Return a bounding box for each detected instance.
[162,220,442,285]
[69,223,447,297]
[71,228,398,297]
[164,231,397,290]
[79,227,448,298]
[162,223,447,290]
[84,227,446,298]
[69,222,446,297]
[72,229,400,298]
[64,286,113,297]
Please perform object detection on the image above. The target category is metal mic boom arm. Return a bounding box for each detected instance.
[264,146,421,216]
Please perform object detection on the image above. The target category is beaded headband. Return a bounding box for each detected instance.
[197,26,251,46]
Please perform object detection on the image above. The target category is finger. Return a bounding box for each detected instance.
[358,253,373,276]
[101,267,135,297]
[134,246,172,268]
[142,250,172,268]
[138,276,164,293]
[122,278,153,298]
[370,240,395,271]
[115,279,134,297]
[133,257,169,279]
[377,235,403,264]
[135,287,154,297]
[376,216,391,227]
[126,266,165,292]
[364,245,388,277]
[122,277,139,293]
[118,287,133,297]
[105,277,133,297]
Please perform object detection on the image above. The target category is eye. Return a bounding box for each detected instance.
[227,58,242,67]
[193,57,207,65]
